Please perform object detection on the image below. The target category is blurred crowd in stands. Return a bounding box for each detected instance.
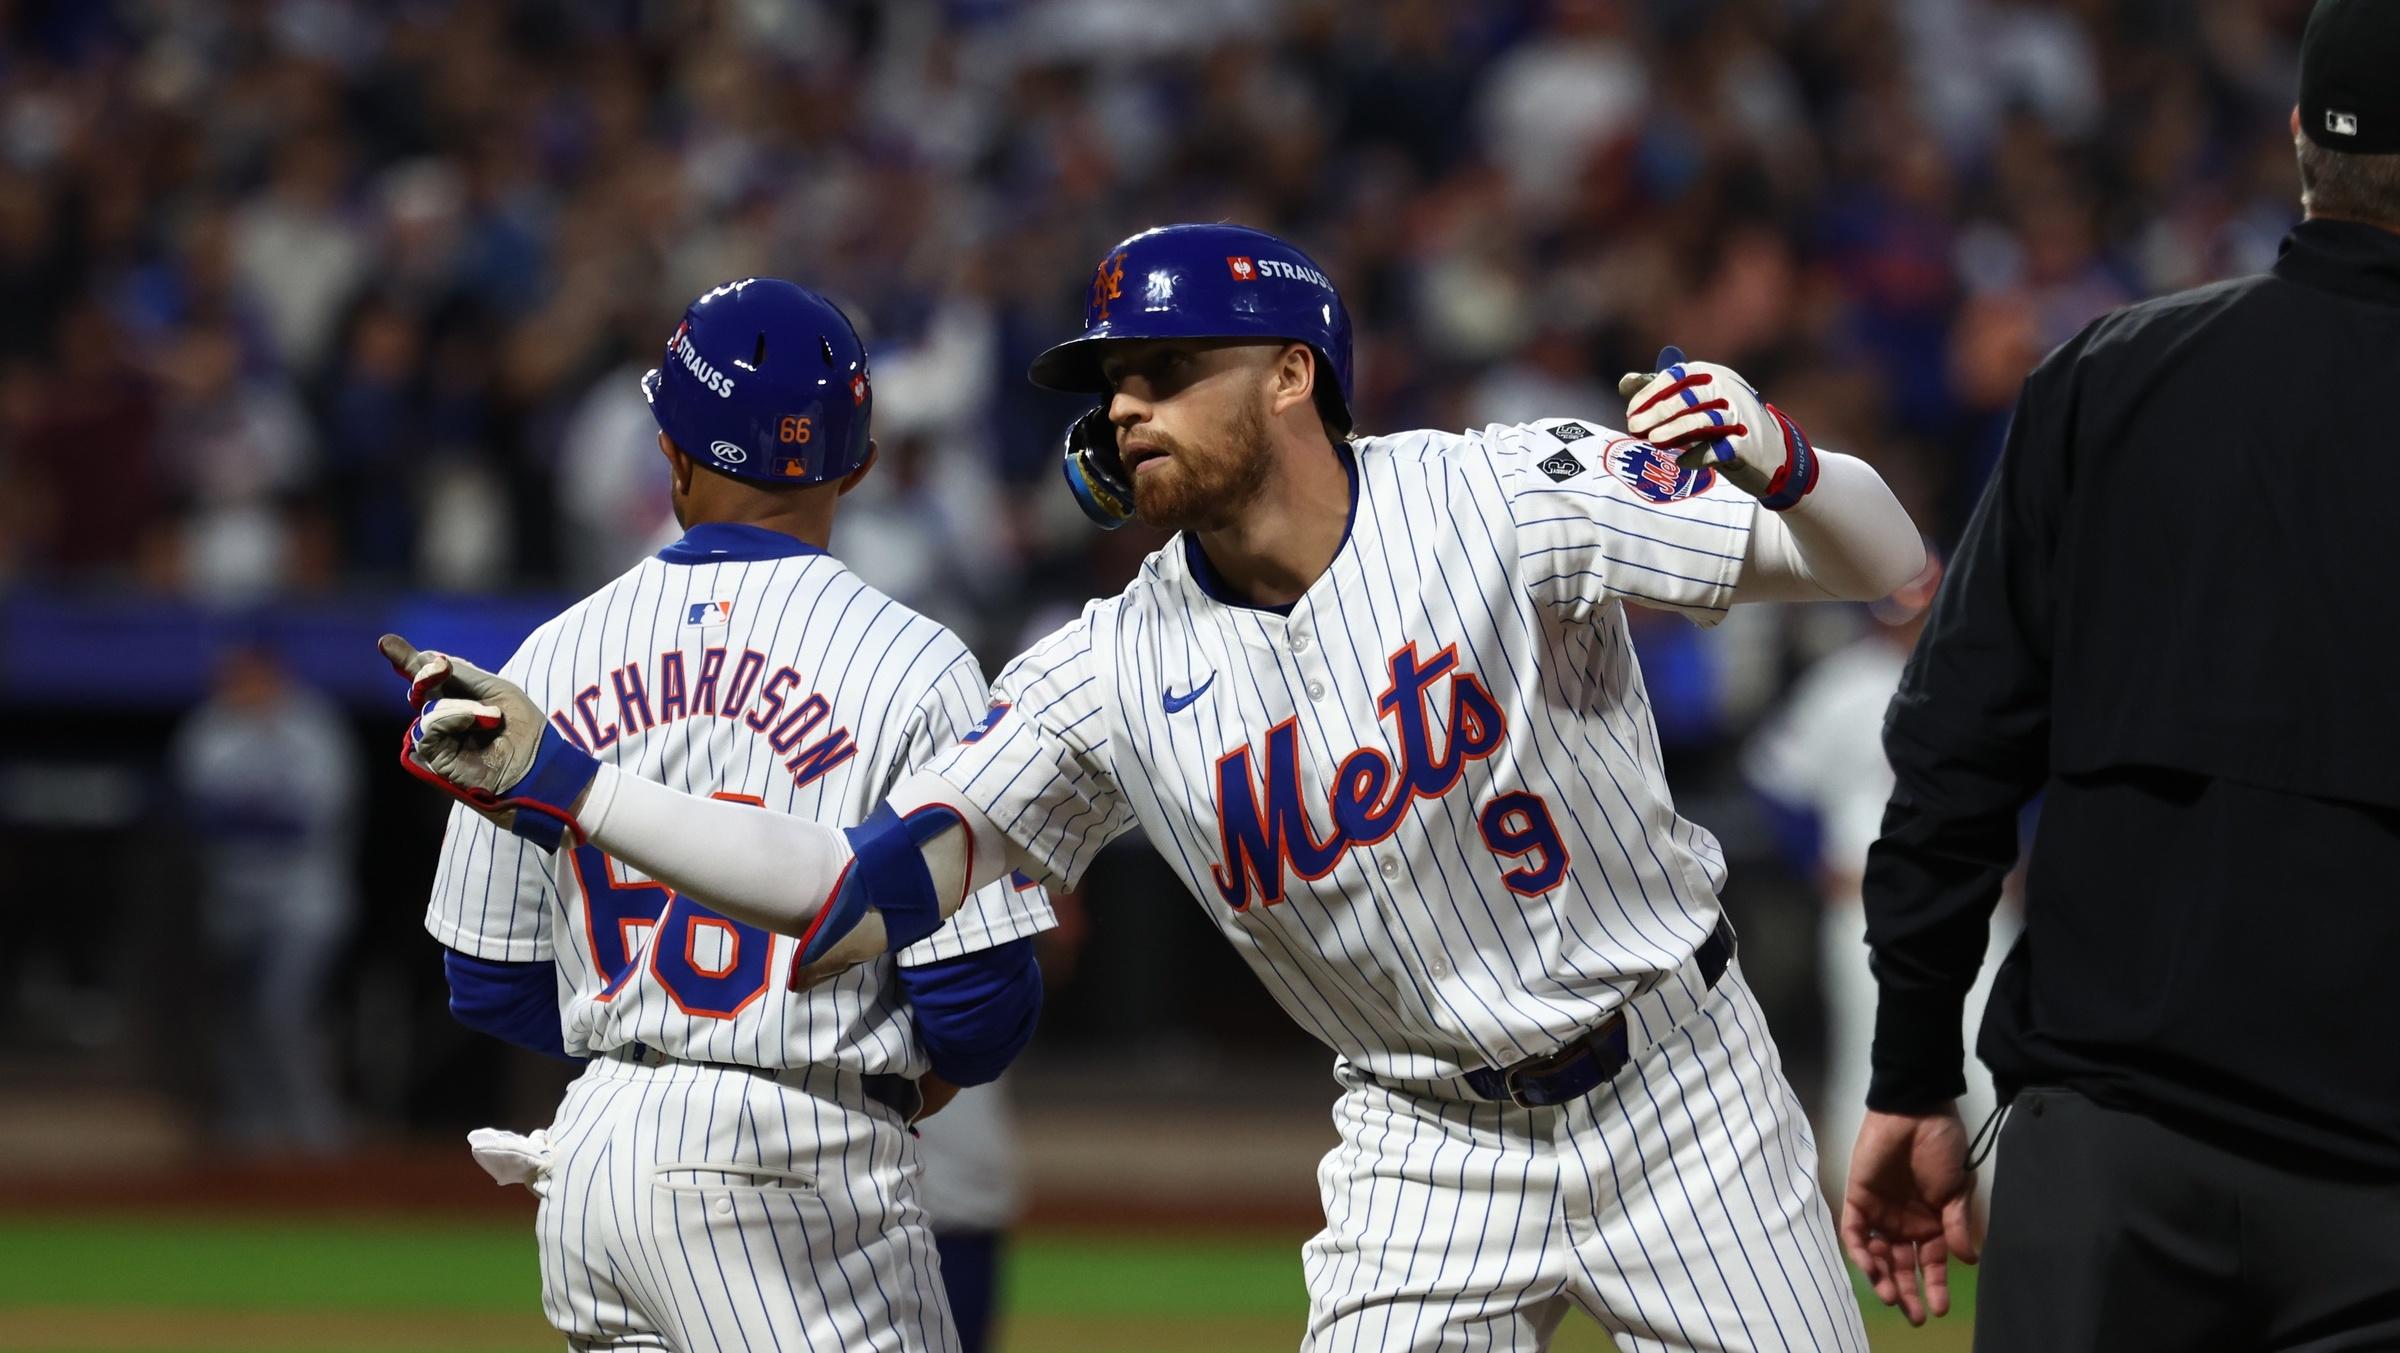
[0,0,2320,655]
[0,0,2337,1155]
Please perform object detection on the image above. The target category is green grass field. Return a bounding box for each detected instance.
[0,1217,1976,1351]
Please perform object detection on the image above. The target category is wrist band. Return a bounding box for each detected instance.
[1757,405,1819,511]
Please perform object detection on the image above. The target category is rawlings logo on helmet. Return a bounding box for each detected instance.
[710,440,748,463]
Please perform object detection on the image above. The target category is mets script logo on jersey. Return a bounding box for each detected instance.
[687,600,732,627]
[1608,436,1716,503]
[1210,642,1505,911]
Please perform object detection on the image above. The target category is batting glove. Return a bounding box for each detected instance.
[1618,346,1819,510]
[381,633,599,849]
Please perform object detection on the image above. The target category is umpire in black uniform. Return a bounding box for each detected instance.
[1839,2,2400,1347]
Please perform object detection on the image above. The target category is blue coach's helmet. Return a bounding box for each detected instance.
[642,278,873,486]
[1031,224,1354,528]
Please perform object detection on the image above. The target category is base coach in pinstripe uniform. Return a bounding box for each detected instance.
[1844,3,2400,1347]
[402,279,1056,1352]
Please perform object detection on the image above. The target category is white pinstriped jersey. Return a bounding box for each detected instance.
[935,420,1755,1083]
[426,523,1054,1076]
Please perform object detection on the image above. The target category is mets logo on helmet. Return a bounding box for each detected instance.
[1607,436,1716,504]
[1092,250,1126,321]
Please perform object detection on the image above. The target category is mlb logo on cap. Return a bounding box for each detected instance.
[2328,110,2360,136]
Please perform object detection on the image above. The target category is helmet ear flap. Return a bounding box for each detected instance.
[1061,406,1133,529]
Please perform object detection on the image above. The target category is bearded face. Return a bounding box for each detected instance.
[1101,341,1285,533]
[1128,393,1275,532]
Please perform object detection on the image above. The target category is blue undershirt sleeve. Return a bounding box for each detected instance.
[443,947,576,1062]
[894,939,1043,1087]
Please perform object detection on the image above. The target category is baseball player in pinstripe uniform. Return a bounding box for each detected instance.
[395,279,1054,1352]
[389,227,1923,1351]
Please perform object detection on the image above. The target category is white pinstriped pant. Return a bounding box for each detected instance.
[1303,962,1867,1353]
[535,1054,957,1353]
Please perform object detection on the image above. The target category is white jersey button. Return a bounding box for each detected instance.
[1291,632,1312,653]
[1307,681,1327,701]
[1379,856,1400,879]
[1426,954,1452,979]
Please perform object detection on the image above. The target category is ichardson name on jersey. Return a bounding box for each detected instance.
[542,646,857,791]
[1210,641,1506,911]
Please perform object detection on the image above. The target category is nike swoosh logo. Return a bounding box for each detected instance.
[1161,673,1216,714]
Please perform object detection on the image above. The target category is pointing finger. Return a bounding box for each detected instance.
[379,633,423,676]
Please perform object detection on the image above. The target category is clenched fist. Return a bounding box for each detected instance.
[381,633,599,849]
[1618,346,1820,510]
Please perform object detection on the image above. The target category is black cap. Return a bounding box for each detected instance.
[2301,0,2400,154]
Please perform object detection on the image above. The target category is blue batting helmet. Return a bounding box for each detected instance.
[641,278,873,486]
[1031,224,1354,528]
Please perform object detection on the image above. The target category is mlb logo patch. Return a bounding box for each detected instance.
[687,600,733,627]
[1607,437,1716,504]
[1538,452,1585,483]
[2329,110,2360,138]
[779,456,807,477]
[961,701,1012,744]
[1550,420,1594,442]
[1226,256,1256,281]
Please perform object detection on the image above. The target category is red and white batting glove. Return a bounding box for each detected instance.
[380,633,598,849]
[1618,346,1819,510]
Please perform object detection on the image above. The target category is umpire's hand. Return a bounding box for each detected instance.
[1841,1106,1982,1326]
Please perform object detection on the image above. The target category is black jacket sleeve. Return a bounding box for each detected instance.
[1860,336,2076,1113]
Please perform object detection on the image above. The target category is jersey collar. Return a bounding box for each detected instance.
[1181,441,1359,616]
[2275,218,2400,308]
[656,522,827,565]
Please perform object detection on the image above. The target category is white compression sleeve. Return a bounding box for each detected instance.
[570,764,1006,948]
[575,764,852,937]
[1733,451,1926,603]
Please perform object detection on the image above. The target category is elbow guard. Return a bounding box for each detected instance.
[797,803,964,967]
